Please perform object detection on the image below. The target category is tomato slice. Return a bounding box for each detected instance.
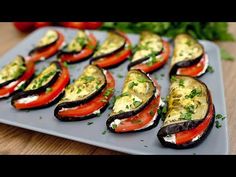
[114,83,161,133]
[27,31,64,63]
[59,22,87,29]
[13,63,70,109]
[85,22,103,29]
[131,40,170,73]
[177,54,208,77]
[92,32,132,68]
[175,99,214,145]
[0,61,35,99]
[57,71,115,118]
[59,33,97,63]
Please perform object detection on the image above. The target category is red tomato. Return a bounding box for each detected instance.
[85,22,103,29]
[59,22,87,29]
[34,22,53,28]
[57,71,115,118]
[175,96,214,145]
[13,62,70,109]
[177,54,208,77]
[13,22,35,32]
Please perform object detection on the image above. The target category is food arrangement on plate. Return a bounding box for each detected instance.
[0,27,223,153]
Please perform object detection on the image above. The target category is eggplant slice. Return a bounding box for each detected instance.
[11,61,62,107]
[54,65,107,120]
[169,34,205,77]
[59,30,89,55]
[106,69,160,133]
[157,75,215,148]
[29,30,59,56]
[90,31,126,62]
[128,31,163,68]
[0,55,26,88]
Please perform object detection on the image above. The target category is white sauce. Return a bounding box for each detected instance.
[163,134,176,144]
[17,95,39,104]
[110,119,121,129]
[93,109,101,114]
[5,81,17,88]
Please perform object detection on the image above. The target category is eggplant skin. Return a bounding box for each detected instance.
[169,54,203,77]
[157,105,215,149]
[106,106,162,134]
[54,101,110,121]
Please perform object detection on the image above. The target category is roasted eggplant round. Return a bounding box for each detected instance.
[169,34,208,77]
[28,30,65,63]
[54,64,115,121]
[0,56,26,88]
[0,56,35,99]
[90,31,132,68]
[157,75,215,148]
[58,31,97,64]
[128,31,170,73]
[11,61,70,110]
[106,69,162,133]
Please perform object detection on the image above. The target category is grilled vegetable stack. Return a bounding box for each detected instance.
[106,69,162,133]
[58,30,97,64]
[0,55,35,99]
[128,31,170,73]
[54,65,115,121]
[169,34,209,77]
[90,31,131,68]
[157,76,215,148]
[28,30,65,63]
[11,61,69,109]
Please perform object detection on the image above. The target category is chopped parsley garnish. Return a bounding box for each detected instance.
[87,122,94,125]
[112,124,117,129]
[46,87,53,93]
[146,53,158,66]
[185,89,202,99]
[128,82,138,89]
[133,100,142,108]
[102,130,107,135]
[179,79,185,87]
[207,65,214,73]
[137,76,149,83]
[180,104,195,120]
[149,110,155,116]
[215,114,226,120]
[104,88,114,98]
[117,74,124,78]
[77,88,82,94]
[171,76,177,82]
[131,119,142,124]
[81,76,95,83]
[215,120,222,129]
[63,62,68,68]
